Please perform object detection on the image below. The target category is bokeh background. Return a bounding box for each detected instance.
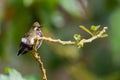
[0,0,120,80]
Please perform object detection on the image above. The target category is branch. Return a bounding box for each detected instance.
[32,39,47,80]
[36,27,108,47]
[36,37,76,45]
[80,27,108,43]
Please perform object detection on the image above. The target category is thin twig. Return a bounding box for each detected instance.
[32,39,47,80]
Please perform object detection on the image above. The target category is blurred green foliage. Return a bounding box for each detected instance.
[0,68,41,80]
[0,0,120,80]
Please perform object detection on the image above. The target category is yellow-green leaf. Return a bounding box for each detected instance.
[91,25,100,31]
[74,34,81,42]
[77,41,84,48]
[100,34,108,38]
[80,25,94,36]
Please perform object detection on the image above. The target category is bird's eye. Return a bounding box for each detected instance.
[36,28,40,31]
[34,27,40,31]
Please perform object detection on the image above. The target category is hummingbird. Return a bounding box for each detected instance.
[17,22,43,56]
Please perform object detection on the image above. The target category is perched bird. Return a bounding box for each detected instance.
[17,22,43,56]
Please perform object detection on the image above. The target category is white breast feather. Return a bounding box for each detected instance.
[21,38,27,44]
[21,37,34,45]
[30,38,34,45]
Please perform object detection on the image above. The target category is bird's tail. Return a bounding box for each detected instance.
[17,47,28,56]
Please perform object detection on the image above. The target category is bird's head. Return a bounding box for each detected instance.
[32,22,41,31]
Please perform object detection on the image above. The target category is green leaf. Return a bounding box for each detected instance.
[73,34,81,42]
[0,68,42,80]
[77,41,84,48]
[0,68,26,80]
[90,25,100,31]
[80,25,94,36]
[0,75,8,80]
[25,75,42,80]
[100,34,108,38]
[4,68,26,80]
